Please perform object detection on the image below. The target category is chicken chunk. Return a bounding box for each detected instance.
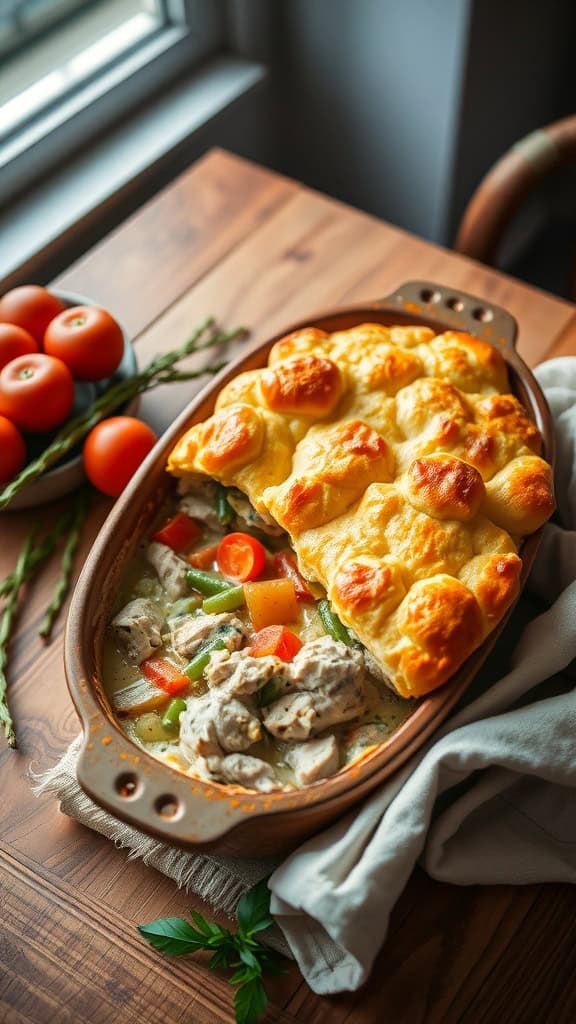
[261,693,316,740]
[146,542,189,600]
[263,637,369,739]
[178,481,221,531]
[216,753,279,792]
[111,598,164,664]
[170,613,246,659]
[204,648,285,697]
[179,692,261,762]
[286,734,339,786]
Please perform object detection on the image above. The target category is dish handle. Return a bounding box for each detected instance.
[73,709,251,848]
[383,280,518,350]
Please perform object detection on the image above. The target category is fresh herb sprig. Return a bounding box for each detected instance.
[0,318,245,510]
[139,878,285,1024]
[0,494,92,745]
[39,486,91,641]
[0,532,36,747]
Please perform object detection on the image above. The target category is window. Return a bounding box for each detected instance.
[0,0,226,207]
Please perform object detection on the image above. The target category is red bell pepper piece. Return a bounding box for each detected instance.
[152,512,201,552]
[272,551,315,602]
[248,625,303,662]
[141,657,190,695]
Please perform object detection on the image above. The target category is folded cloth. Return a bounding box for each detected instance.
[268,357,576,993]
[34,358,576,994]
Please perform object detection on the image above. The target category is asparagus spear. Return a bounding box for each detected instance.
[39,487,91,642]
[0,533,36,747]
[0,511,73,599]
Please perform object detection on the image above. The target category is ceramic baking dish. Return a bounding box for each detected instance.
[65,280,554,857]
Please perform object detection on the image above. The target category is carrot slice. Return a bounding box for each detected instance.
[188,543,219,570]
[244,578,298,631]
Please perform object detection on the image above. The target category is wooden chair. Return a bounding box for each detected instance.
[454,114,576,298]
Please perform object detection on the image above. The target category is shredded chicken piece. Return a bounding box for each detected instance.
[170,613,246,658]
[263,637,369,740]
[146,542,188,600]
[216,753,279,792]
[204,648,285,696]
[179,691,261,762]
[286,734,339,785]
[111,598,164,664]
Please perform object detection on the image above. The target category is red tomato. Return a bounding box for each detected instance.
[216,532,267,582]
[44,305,124,381]
[83,416,157,497]
[0,353,74,432]
[152,512,201,552]
[248,625,303,662]
[272,550,315,602]
[0,286,64,344]
[0,415,26,485]
[0,324,39,370]
[141,657,189,695]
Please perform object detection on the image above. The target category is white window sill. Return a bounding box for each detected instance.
[0,55,266,289]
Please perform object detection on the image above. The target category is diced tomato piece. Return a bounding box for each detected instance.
[188,543,219,570]
[272,551,315,602]
[152,512,201,552]
[141,657,190,695]
[248,625,303,662]
[217,532,267,582]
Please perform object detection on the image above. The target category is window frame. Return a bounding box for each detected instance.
[0,0,228,209]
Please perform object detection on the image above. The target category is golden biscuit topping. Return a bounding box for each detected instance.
[167,323,555,698]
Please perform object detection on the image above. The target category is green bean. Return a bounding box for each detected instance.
[318,599,354,647]
[215,484,235,526]
[202,586,245,614]
[161,698,187,731]
[187,567,233,596]
[184,636,227,680]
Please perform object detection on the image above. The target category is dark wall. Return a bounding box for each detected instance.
[231,0,576,249]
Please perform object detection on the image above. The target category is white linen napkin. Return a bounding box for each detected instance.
[268,357,576,993]
[34,358,576,994]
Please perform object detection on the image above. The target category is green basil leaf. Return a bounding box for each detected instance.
[234,977,268,1024]
[138,917,207,955]
[236,878,271,937]
[238,948,262,972]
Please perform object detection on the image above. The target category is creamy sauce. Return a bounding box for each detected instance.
[102,497,416,789]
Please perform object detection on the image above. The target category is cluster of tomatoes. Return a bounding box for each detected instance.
[0,285,156,496]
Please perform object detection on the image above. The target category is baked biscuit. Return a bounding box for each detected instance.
[168,323,555,698]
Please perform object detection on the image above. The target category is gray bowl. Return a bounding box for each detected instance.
[6,290,137,511]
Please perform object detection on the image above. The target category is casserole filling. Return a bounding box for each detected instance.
[103,480,414,791]
[103,321,555,791]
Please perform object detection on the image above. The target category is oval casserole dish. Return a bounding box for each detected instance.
[65,281,555,857]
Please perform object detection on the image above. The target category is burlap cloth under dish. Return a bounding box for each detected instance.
[34,358,576,995]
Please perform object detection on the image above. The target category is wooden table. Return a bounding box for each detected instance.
[2,149,575,1024]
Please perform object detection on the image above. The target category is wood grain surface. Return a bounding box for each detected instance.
[2,149,575,1024]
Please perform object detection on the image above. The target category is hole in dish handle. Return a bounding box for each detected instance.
[382,280,518,350]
